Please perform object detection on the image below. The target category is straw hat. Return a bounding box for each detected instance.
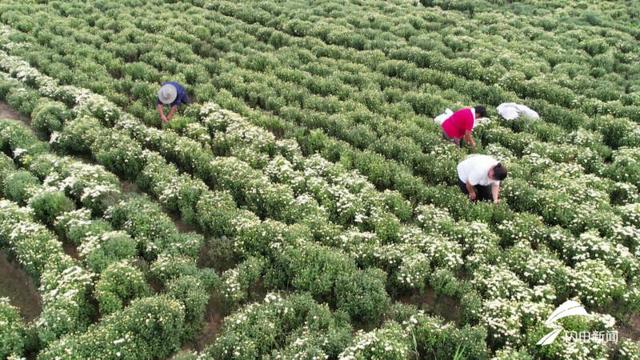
[158,84,177,105]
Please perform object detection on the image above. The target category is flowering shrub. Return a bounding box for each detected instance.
[79,230,137,273]
[202,293,352,360]
[150,254,198,282]
[0,152,14,186]
[6,86,39,114]
[221,256,265,307]
[166,275,209,341]
[268,242,356,300]
[37,265,94,344]
[28,189,75,226]
[92,131,146,181]
[606,147,640,188]
[53,116,103,154]
[390,306,489,359]
[95,261,151,316]
[0,2,638,358]
[335,268,390,325]
[338,322,410,360]
[39,296,185,360]
[105,196,183,258]
[495,213,547,247]
[31,99,69,135]
[616,339,640,360]
[571,259,626,307]
[194,190,239,237]
[3,170,38,204]
[0,199,67,276]
[0,298,25,359]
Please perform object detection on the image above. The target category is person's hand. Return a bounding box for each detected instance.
[161,114,168,123]
[469,192,477,201]
[494,198,500,204]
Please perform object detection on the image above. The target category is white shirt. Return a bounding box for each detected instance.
[457,154,500,186]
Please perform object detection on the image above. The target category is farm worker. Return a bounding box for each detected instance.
[157,82,190,123]
[441,105,487,147]
[457,154,507,204]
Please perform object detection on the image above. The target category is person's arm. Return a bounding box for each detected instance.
[166,105,178,121]
[466,180,477,201]
[464,130,476,148]
[492,184,500,204]
[157,103,167,123]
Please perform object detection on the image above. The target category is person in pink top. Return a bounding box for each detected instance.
[441,105,486,148]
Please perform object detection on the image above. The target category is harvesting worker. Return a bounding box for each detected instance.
[157,81,190,123]
[457,154,507,204]
[441,105,487,148]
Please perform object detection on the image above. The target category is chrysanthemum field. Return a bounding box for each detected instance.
[0,0,639,359]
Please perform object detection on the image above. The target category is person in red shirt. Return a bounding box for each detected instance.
[441,105,486,148]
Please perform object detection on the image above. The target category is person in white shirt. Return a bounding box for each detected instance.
[457,154,508,204]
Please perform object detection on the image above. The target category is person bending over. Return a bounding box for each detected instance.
[441,105,487,148]
[157,81,190,124]
[457,154,507,204]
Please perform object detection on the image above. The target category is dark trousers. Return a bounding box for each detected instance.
[442,131,461,147]
[458,180,492,202]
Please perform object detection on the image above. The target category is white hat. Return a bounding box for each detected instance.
[158,84,177,105]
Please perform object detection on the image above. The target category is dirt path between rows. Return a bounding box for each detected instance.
[0,101,30,123]
[0,103,41,321]
[0,252,42,321]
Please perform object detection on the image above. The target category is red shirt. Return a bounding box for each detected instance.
[442,108,474,139]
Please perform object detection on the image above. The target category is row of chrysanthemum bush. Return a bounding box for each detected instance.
[199,0,640,113]
[0,82,492,359]
[0,49,476,313]
[2,69,640,359]
[0,32,639,358]
[0,113,220,359]
[2,0,639,129]
[3,31,636,282]
[1,7,638,192]
[1,15,639,240]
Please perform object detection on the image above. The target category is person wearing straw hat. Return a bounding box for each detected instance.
[157,81,190,123]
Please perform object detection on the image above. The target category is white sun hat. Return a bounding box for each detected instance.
[158,84,178,105]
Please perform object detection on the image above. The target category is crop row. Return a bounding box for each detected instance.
[3,18,634,246]
[0,56,451,323]
[1,4,633,200]
[0,71,484,358]
[0,67,429,357]
[4,0,639,127]
[0,120,212,358]
[2,60,636,358]
[212,0,640,113]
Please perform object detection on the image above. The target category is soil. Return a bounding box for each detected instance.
[0,252,42,321]
[0,101,30,124]
[62,242,80,260]
[397,287,462,325]
[619,314,640,341]
[188,294,226,352]
[120,180,140,194]
[169,212,197,233]
[197,235,238,273]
